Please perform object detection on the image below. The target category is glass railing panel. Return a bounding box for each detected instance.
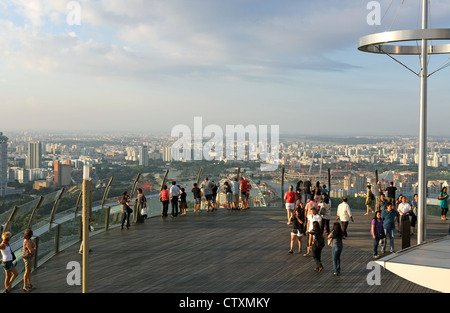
[58,217,81,252]
[34,224,57,267]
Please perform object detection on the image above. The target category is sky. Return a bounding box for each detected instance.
[1,0,450,137]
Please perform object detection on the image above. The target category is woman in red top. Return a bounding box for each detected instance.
[285,185,296,224]
[159,185,170,217]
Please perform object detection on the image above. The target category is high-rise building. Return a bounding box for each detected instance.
[139,146,149,166]
[442,155,448,167]
[54,160,61,187]
[54,160,72,187]
[27,141,42,169]
[0,132,8,197]
[163,147,172,162]
[432,152,440,168]
[60,164,72,186]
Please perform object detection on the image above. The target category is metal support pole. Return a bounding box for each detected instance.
[281,167,285,207]
[327,168,331,196]
[417,0,428,244]
[82,177,91,293]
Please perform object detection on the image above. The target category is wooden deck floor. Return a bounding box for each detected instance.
[22,207,449,294]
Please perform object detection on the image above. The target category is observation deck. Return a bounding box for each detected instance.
[1,168,449,296]
[16,206,449,293]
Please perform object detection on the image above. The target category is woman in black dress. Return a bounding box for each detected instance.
[309,221,325,272]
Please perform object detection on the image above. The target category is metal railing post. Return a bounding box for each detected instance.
[105,206,111,231]
[54,224,61,254]
[33,236,40,270]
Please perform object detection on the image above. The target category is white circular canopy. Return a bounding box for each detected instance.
[358,28,450,55]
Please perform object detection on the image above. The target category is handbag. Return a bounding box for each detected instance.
[327,237,333,247]
[376,229,386,240]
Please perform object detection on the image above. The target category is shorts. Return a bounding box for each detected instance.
[232,193,239,202]
[205,194,213,201]
[226,192,232,202]
[291,229,304,237]
[241,192,247,200]
[194,198,201,205]
[285,203,295,210]
[211,195,216,203]
[2,260,15,271]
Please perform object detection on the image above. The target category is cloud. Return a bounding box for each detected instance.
[1,0,450,135]
[0,0,373,82]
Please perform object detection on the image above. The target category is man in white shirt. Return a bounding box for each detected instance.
[336,197,354,239]
[226,174,240,209]
[200,177,215,212]
[304,207,322,257]
[397,196,412,235]
[307,207,322,233]
[170,181,181,217]
[397,196,412,216]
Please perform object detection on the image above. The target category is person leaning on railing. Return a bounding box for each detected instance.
[22,229,36,292]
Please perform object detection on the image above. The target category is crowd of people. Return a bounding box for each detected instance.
[284,178,450,275]
[158,174,252,217]
[285,179,345,276]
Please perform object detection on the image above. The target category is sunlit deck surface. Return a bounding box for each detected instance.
[25,207,449,293]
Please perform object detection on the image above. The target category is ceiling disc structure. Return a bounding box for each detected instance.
[358,28,450,55]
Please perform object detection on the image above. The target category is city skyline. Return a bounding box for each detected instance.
[1,1,450,136]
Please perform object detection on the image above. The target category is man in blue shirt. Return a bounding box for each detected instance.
[381,203,399,254]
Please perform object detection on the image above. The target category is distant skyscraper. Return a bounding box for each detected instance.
[432,152,440,168]
[163,147,172,162]
[27,142,42,169]
[139,146,149,166]
[0,132,8,197]
[54,160,61,187]
[53,160,72,187]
